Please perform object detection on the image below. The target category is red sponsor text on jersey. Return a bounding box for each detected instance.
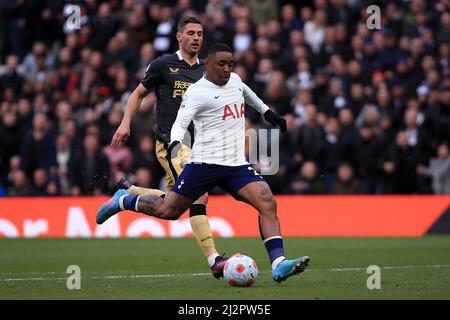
[222,103,245,120]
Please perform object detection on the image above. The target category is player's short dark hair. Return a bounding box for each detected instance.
[207,43,233,57]
[177,16,202,32]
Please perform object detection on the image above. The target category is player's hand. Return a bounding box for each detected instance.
[166,141,181,161]
[111,122,130,148]
[263,110,287,133]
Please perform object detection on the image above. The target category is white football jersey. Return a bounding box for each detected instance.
[170,73,269,166]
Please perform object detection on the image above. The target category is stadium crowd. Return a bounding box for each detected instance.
[0,0,450,197]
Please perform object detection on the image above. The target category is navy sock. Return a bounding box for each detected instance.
[122,195,139,211]
[264,237,284,264]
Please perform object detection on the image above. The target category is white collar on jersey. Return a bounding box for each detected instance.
[176,50,200,65]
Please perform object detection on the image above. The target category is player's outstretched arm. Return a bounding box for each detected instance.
[242,82,269,114]
[111,84,149,148]
[242,83,287,132]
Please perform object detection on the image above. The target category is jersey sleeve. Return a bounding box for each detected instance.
[170,90,203,144]
[140,58,163,90]
[242,82,270,114]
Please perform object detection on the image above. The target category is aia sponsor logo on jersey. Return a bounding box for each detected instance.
[222,103,245,121]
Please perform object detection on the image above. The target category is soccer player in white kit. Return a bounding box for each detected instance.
[97,44,310,282]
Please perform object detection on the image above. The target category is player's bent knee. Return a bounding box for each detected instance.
[158,205,184,220]
[259,196,277,215]
[159,211,181,220]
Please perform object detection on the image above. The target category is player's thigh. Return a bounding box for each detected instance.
[236,181,276,213]
[193,192,208,205]
[172,163,218,204]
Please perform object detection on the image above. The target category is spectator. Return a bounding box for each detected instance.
[54,101,73,135]
[46,176,61,196]
[31,168,48,196]
[134,167,154,190]
[329,162,364,195]
[318,77,348,117]
[304,9,327,54]
[63,119,83,155]
[0,54,24,95]
[354,123,379,193]
[152,5,176,55]
[132,135,164,186]
[20,113,57,178]
[102,142,133,182]
[280,4,303,44]
[21,42,53,77]
[285,161,326,194]
[91,3,120,50]
[8,170,32,196]
[55,133,71,195]
[7,155,21,181]
[287,60,314,94]
[347,83,366,117]
[68,133,109,196]
[417,143,450,194]
[294,104,325,164]
[246,0,278,27]
[292,90,313,126]
[0,111,22,185]
[339,108,358,163]
[204,11,234,50]
[403,108,430,164]
[322,117,341,176]
[382,131,421,194]
[135,43,156,79]
[206,0,228,16]
[264,77,292,116]
[233,18,253,55]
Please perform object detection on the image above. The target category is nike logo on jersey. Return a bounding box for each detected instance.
[177,180,185,189]
[214,95,220,99]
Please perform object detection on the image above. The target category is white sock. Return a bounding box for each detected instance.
[135,196,141,212]
[263,235,283,243]
[207,253,220,267]
[272,256,286,271]
[119,195,126,211]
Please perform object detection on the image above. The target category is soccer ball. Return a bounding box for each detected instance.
[224,253,258,287]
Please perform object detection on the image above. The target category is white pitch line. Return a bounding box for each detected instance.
[1,265,450,282]
[324,264,450,272]
[0,272,213,282]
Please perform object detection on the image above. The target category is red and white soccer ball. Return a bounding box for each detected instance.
[224,253,258,287]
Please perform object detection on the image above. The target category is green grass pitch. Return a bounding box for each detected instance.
[1,237,450,300]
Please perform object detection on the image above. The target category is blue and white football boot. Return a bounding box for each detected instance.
[96,189,129,224]
[272,256,310,283]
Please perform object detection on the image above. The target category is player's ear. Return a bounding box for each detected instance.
[176,32,182,43]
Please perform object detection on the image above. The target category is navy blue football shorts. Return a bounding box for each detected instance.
[172,163,265,200]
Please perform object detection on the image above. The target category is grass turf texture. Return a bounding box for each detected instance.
[1,237,449,300]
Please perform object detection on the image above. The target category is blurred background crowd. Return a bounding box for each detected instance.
[0,0,449,197]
